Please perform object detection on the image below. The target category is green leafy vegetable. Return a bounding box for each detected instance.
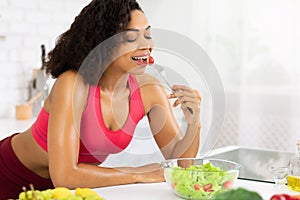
[212,187,263,200]
[167,162,238,199]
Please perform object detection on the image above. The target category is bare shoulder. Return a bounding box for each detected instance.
[45,70,88,112]
[134,74,169,114]
[49,70,87,97]
[134,73,164,95]
[52,70,82,87]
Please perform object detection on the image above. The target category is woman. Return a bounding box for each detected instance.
[0,0,201,199]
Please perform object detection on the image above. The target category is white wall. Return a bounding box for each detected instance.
[0,0,90,118]
[138,0,300,152]
[1,0,299,153]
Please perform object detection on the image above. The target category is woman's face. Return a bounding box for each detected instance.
[111,10,153,75]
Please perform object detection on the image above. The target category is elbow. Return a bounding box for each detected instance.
[52,179,72,189]
[49,166,78,189]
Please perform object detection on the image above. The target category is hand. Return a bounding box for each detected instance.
[168,85,201,125]
[133,163,165,183]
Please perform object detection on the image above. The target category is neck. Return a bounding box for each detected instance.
[99,72,129,93]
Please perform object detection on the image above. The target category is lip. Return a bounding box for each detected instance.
[132,58,148,66]
[131,51,151,66]
[132,50,151,58]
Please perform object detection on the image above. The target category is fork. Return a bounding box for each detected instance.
[152,64,193,114]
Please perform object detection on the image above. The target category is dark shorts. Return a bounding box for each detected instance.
[0,134,54,199]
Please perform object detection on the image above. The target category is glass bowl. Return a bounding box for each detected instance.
[161,158,241,200]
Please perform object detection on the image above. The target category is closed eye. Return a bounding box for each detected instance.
[123,25,152,42]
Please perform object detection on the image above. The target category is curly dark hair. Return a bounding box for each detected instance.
[45,0,143,85]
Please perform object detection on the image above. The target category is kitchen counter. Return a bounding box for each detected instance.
[92,179,299,200]
[94,146,300,200]
[207,146,295,183]
[1,119,299,199]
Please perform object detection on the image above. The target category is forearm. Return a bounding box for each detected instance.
[51,163,163,189]
[171,122,200,159]
[52,164,134,188]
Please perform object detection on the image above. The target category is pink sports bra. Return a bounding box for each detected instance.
[32,75,145,163]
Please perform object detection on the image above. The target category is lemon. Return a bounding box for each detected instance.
[75,188,103,200]
[52,187,73,199]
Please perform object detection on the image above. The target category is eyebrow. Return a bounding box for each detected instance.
[125,25,151,32]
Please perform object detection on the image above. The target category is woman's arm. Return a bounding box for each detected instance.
[47,71,163,189]
[168,85,201,158]
[142,79,201,160]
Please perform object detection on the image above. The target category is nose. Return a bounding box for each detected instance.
[137,36,153,50]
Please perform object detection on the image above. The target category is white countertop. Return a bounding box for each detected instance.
[93,179,299,200]
[1,119,299,199]
[95,146,300,200]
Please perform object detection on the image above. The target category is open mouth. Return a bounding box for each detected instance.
[132,56,148,65]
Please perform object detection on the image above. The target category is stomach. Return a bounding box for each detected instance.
[12,128,50,179]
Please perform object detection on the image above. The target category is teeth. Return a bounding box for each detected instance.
[132,56,148,60]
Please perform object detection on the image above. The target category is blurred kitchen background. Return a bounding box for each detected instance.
[0,0,300,159]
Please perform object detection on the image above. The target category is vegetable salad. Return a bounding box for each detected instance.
[166,162,238,200]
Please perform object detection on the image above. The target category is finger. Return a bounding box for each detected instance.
[172,95,200,108]
[193,89,202,101]
[172,86,201,101]
[172,99,180,107]
[172,100,200,109]
[175,90,201,104]
[181,102,199,113]
[171,85,194,93]
[172,85,201,96]
[181,105,194,115]
[177,96,199,104]
[174,91,197,98]
[167,93,177,99]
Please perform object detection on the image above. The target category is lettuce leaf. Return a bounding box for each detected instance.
[168,162,237,200]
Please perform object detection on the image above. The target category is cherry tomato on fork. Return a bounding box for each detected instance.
[148,56,154,64]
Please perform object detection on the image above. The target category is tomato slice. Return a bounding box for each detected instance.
[194,184,201,190]
[223,180,233,189]
[203,183,212,192]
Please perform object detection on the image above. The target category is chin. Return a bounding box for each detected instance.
[129,65,147,75]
